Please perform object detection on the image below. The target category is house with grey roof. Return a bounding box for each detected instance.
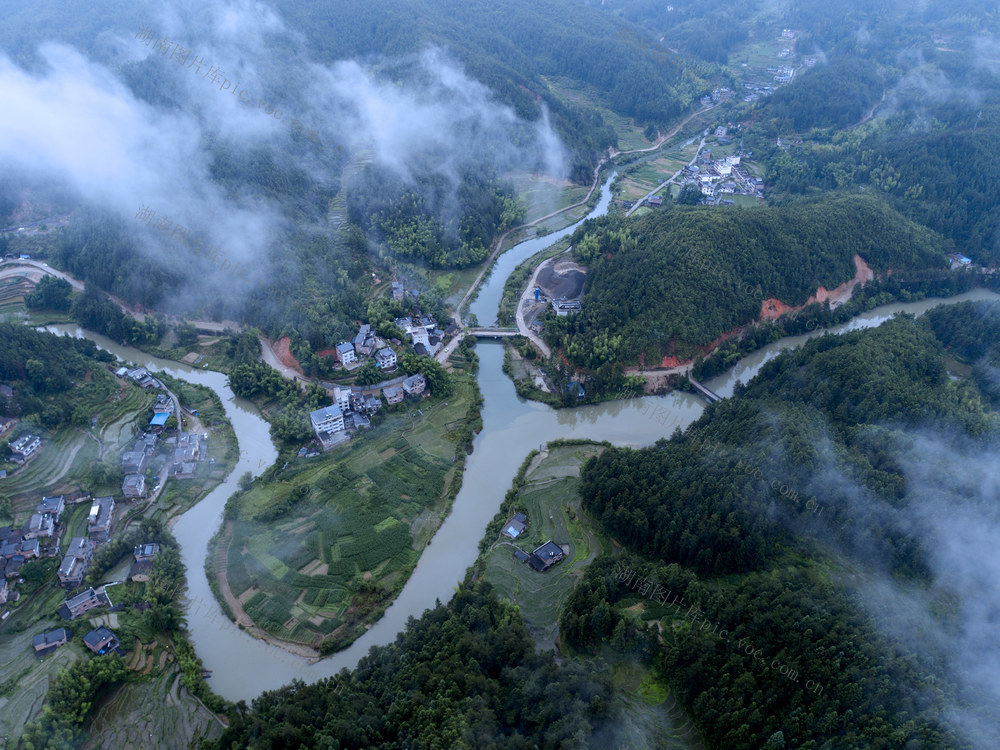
[402,374,425,396]
[87,497,115,543]
[83,626,123,655]
[26,512,55,539]
[60,587,109,620]
[375,347,397,370]
[123,474,146,499]
[33,628,69,654]
[58,537,94,588]
[133,543,160,561]
[36,496,64,520]
[383,384,404,405]
[336,341,357,366]
[310,404,346,448]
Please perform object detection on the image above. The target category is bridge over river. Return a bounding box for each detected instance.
[466,327,519,338]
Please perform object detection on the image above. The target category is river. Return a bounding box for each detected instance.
[45,213,1000,701]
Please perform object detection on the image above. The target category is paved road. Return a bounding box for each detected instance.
[454,157,608,328]
[514,260,553,357]
[626,134,707,217]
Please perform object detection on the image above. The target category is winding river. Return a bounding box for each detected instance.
[46,180,1000,700]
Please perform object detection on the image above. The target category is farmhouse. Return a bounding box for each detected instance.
[383,384,405,405]
[87,497,115,542]
[60,587,109,620]
[58,537,95,588]
[310,404,347,448]
[26,513,55,539]
[352,324,374,356]
[501,512,528,539]
[336,341,357,366]
[11,434,41,463]
[402,374,426,396]
[133,543,160,561]
[33,628,69,653]
[528,540,566,572]
[122,474,146,499]
[32,628,70,654]
[375,347,397,370]
[36,495,65,520]
[121,451,148,475]
[83,626,123,655]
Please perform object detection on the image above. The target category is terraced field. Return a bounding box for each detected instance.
[84,666,226,749]
[0,626,83,740]
[3,378,154,508]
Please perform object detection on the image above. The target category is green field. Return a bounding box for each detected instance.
[508,172,591,225]
[544,76,658,152]
[481,444,606,645]
[223,372,478,651]
[479,443,704,750]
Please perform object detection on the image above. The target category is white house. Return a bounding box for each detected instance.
[310,404,345,436]
[332,385,352,412]
[375,347,397,370]
[336,342,357,366]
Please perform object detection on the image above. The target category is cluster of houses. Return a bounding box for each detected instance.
[501,512,568,572]
[328,314,444,371]
[0,493,117,606]
[34,543,162,658]
[310,373,428,449]
[120,426,207,498]
[392,315,446,358]
[679,148,764,205]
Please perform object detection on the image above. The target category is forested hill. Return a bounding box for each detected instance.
[216,582,616,748]
[545,194,945,368]
[567,310,1000,747]
[754,58,884,134]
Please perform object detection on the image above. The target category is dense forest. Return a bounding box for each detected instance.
[755,59,884,134]
[566,309,1000,747]
[216,582,617,749]
[347,166,524,268]
[546,194,944,368]
[0,321,115,429]
[756,49,1000,263]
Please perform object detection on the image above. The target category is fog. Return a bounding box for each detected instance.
[0,0,568,313]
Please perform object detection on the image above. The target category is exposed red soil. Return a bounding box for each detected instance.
[274,336,303,374]
[315,348,338,358]
[633,255,874,375]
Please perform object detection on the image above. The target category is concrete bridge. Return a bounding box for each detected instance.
[689,379,722,403]
[466,328,519,338]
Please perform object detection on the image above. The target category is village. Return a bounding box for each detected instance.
[307,296,451,450]
[0,363,213,665]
